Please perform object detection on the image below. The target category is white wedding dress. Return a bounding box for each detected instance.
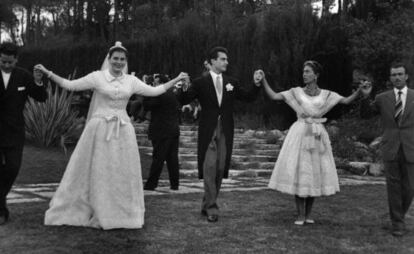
[44,69,166,229]
[268,87,343,197]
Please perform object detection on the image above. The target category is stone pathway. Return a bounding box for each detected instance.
[8,175,385,204]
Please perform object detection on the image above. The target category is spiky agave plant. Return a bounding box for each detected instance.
[24,78,81,153]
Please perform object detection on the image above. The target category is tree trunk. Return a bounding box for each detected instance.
[19,7,25,44]
[35,6,41,46]
[86,0,93,39]
[342,0,349,17]
[25,3,33,45]
[212,0,217,36]
[337,0,342,16]
[113,0,118,40]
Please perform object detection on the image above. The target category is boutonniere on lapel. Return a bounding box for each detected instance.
[225,83,234,92]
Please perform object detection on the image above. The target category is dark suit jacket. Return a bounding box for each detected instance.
[144,88,180,140]
[0,67,47,148]
[179,73,260,179]
[361,88,414,162]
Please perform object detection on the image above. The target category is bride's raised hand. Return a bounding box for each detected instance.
[176,72,189,81]
[253,69,264,85]
[359,80,372,98]
[34,64,49,75]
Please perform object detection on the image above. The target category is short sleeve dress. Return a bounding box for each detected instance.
[268,87,344,197]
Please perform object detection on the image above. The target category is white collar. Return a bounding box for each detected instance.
[394,86,407,96]
[209,70,222,80]
[103,69,125,83]
[1,70,11,76]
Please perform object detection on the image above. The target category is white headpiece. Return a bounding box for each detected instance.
[109,41,127,52]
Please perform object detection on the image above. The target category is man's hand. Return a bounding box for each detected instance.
[359,80,372,98]
[253,69,264,86]
[33,68,44,85]
[34,64,49,75]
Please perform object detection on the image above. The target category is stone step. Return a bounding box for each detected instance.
[139,146,279,156]
[138,141,280,150]
[139,153,278,163]
[179,161,275,170]
[136,134,277,144]
[179,169,273,178]
[134,124,247,134]
[179,143,280,150]
[135,130,279,140]
[179,154,276,162]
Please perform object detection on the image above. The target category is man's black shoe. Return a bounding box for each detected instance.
[207,215,218,222]
[0,213,9,225]
[392,229,405,237]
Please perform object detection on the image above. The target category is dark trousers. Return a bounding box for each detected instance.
[0,146,24,216]
[384,147,414,230]
[201,118,226,216]
[145,137,179,189]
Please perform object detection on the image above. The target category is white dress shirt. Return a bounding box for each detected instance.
[1,70,11,89]
[394,86,407,113]
[209,70,223,105]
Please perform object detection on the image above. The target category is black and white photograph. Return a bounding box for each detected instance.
[1,0,414,253]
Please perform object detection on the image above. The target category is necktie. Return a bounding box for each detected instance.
[395,90,403,125]
[216,75,222,104]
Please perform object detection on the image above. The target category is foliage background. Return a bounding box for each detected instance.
[2,0,414,129]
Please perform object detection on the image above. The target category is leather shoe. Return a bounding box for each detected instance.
[144,186,155,191]
[170,186,179,191]
[0,214,8,225]
[392,229,405,237]
[207,215,218,222]
[201,210,207,217]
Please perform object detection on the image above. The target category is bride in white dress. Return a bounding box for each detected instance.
[257,61,363,225]
[35,42,188,230]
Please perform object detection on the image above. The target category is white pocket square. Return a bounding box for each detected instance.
[17,86,26,91]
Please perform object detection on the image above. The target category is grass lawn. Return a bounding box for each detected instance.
[1,186,414,254]
[16,144,154,184]
[2,144,413,254]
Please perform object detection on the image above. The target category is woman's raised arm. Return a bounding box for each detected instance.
[34,64,96,91]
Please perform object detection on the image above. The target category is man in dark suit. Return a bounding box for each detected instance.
[143,74,181,191]
[0,42,47,225]
[361,62,414,237]
[179,47,263,222]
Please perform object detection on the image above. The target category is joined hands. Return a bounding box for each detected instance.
[254,69,265,86]
[358,80,373,98]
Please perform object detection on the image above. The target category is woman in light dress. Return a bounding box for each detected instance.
[258,61,363,225]
[35,42,188,230]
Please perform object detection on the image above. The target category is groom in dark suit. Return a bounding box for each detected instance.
[179,46,262,222]
[0,42,47,225]
[361,62,414,237]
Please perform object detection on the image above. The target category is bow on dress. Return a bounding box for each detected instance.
[300,117,327,152]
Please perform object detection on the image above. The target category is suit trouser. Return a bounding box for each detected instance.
[384,147,414,230]
[202,118,226,216]
[0,146,24,216]
[145,137,179,189]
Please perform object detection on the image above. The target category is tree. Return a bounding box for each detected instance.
[0,0,17,42]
